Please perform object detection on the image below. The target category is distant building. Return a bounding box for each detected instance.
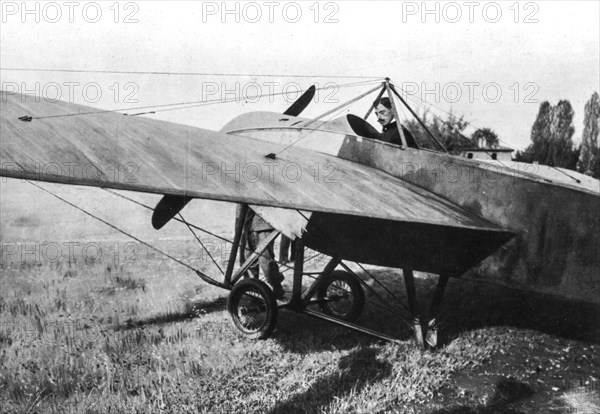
[454,137,512,162]
[459,147,514,161]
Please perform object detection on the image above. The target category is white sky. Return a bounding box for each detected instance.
[1,0,599,151]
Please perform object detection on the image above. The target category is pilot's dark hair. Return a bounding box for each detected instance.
[374,97,392,110]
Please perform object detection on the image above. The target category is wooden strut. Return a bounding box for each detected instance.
[281,246,404,344]
[302,83,384,128]
[289,238,305,309]
[384,79,408,150]
[300,257,340,306]
[270,244,449,349]
[225,204,248,286]
[363,83,387,120]
[425,273,450,348]
[302,308,403,345]
[229,230,280,287]
[403,268,425,348]
[389,82,448,153]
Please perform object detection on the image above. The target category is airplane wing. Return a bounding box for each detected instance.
[1,92,513,274]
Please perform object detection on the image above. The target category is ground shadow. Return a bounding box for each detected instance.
[437,277,600,345]
[114,296,228,330]
[333,268,600,346]
[273,308,381,353]
[272,268,419,353]
[267,346,392,414]
[431,377,533,414]
[115,267,599,349]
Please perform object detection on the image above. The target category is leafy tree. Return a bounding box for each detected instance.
[436,112,469,153]
[577,92,600,178]
[513,150,533,163]
[404,110,470,154]
[549,100,577,167]
[521,100,579,170]
[527,101,553,164]
[471,128,499,148]
[404,110,437,150]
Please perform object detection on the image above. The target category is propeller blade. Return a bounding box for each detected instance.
[346,114,382,140]
[283,85,316,116]
[152,194,193,229]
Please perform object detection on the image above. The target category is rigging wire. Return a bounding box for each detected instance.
[178,213,224,275]
[21,79,381,121]
[28,181,200,273]
[273,80,384,156]
[396,85,583,184]
[101,188,317,273]
[398,85,527,152]
[147,79,381,116]
[401,95,529,173]
[1,67,383,80]
[102,189,230,244]
[273,102,357,156]
[27,181,299,284]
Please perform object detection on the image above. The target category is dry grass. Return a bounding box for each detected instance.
[0,241,502,414]
[561,386,600,414]
[3,240,597,413]
[1,183,599,413]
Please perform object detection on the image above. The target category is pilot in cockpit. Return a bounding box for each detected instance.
[374,97,418,148]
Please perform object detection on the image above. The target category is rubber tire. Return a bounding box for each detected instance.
[227,278,278,340]
[317,270,365,322]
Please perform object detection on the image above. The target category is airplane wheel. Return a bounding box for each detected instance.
[317,270,365,322]
[227,278,278,340]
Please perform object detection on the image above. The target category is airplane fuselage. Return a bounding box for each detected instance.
[223,112,600,303]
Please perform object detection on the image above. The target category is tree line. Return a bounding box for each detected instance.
[404,92,600,178]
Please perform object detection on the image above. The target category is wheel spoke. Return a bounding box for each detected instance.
[227,279,278,339]
[317,270,365,322]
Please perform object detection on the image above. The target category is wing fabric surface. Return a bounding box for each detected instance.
[1,92,506,235]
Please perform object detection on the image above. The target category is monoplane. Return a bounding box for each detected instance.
[1,78,598,347]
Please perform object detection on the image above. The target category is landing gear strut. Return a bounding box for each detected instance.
[402,269,451,348]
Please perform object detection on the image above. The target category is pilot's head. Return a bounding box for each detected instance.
[374,97,395,127]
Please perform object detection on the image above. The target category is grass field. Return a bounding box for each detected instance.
[1,180,599,413]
